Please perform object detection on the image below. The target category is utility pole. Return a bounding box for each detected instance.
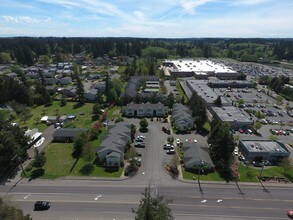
[197,160,204,195]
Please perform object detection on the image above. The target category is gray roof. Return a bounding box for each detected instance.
[182,141,214,167]
[186,80,230,105]
[211,106,252,124]
[172,103,194,125]
[53,128,87,138]
[122,102,167,112]
[240,140,290,154]
[97,122,131,154]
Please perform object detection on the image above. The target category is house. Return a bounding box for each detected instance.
[85,89,98,101]
[6,72,17,79]
[44,78,57,85]
[60,77,72,85]
[94,82,106,93]
[182,141,214,171]
[45,85,57,95]
[26,72,39,79]
[43,70,55,78]
[239,140,291,164]
[53,128,88,142]
[96,122,131,167]
[122,102,168,117]
[87,74,101,80]
[172,103,194,131]
[62,86,76,97]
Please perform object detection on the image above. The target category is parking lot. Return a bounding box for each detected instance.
[122,117,209,185]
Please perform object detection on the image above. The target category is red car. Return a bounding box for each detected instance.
[288,210,293,219]
[239,129,244,133]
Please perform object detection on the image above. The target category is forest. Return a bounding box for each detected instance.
[0,37,293,66]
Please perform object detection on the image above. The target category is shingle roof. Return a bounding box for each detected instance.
[182,141,214,167]
[53,128,87,138]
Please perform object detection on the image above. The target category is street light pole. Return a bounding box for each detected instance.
[197,160,204,194]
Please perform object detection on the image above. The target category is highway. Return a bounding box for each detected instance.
[1,180,292,220]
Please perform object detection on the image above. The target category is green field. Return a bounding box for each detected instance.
[17,101,95,131]
[42,143,123,179]
[182,163,292,182]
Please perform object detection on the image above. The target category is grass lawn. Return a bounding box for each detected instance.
[42,143,123,179]
[182,167,224,181]
[182,163,292,182]
[176,80,188,103]
[17,101,95,131]
[203,121,211,132]
[238,163,292,182]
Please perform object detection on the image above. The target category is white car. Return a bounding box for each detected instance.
[176,138,181,145]
[166,149,175,154]
[137,135,145,140]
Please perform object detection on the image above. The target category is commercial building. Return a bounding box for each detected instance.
[239,140,291,163]
[162,59,238,79]
[210,106,253,129]
[208,80,253,88]
[186,80,230,106]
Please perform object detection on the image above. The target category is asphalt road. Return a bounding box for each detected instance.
[1,182,293,220]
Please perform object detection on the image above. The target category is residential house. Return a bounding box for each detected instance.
[182,141,214,171]
[85,89,98,101]
[122,102,168,117]
[60,76,72,85]
[94,82,106,93]
[62,86,76,97]
[45,85,57,95]
[96,122,131,167]
[53,128,88,142]
[87,74,101,80]
[172,103,194,131]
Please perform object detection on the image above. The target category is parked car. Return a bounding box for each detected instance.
[34,201,51,211]
[166,149,176,154]
[176,138,181,146]
[135,142,146,148]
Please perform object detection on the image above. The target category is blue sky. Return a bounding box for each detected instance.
[0,0,293,38]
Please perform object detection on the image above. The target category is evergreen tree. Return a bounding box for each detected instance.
[132,186,173,220]
[208,119,234,181]
[0,198,32,220]
[32,148,46,169]
[214,96,222,107]
[76,75,85,103]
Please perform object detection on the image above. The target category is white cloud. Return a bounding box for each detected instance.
[2,16,51,24]
[181,0,214,14]
[231,0,270,5]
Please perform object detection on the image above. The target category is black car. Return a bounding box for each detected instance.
[34,201,51,210]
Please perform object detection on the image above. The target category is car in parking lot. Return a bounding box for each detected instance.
[176,138,181,146]
[164,143,174,150]
[135,142,146,147]
[34,201,51,210]
[166,149,175,154]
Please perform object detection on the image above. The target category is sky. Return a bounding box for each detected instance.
[0,0,293,38]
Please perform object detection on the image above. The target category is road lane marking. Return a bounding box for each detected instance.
[23,194,31,199]
[94,195,102,200]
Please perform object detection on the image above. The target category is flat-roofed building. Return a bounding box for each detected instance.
[162,59,238,79]
[239,140,291,163]
[186,80,230,106]
[210,106,253,129]
[208,80,253,88]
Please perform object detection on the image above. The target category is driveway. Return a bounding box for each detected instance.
[124,119,176,186]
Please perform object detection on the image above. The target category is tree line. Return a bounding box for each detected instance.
[0,37,293,66]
